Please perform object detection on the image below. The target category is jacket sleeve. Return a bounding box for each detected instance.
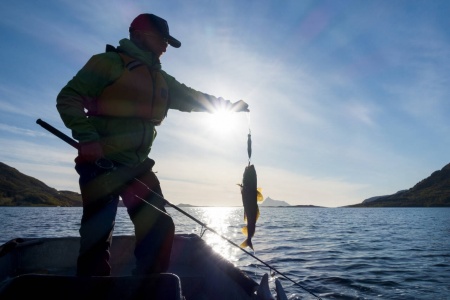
[161,71,233,113]
[56,52,123,143]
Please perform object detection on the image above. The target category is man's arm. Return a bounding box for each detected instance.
[56,52,123,162]
[56,53,122,143]
[162,72,249,113]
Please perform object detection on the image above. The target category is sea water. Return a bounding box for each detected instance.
[0,206,449,299]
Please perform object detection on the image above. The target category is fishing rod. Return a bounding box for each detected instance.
[137,186,323,300]
[36,118,322,300]
[36,119,114,169]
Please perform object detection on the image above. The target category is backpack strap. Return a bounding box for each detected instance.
[105,44,144,71]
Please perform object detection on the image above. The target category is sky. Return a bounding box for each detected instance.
[1,0,449,207]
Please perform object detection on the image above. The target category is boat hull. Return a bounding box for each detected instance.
[0,234,258,300]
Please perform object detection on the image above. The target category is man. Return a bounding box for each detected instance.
[56,13,249,276]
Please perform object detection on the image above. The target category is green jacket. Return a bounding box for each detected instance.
[57,38,231,166]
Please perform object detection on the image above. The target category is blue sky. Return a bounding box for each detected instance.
[1,0,449,207]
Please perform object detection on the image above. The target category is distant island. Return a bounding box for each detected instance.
[1,161,449,207]
[259,197,290,206]
[259,197,321,207]
[177,198,321,208]
[177,203,196,207]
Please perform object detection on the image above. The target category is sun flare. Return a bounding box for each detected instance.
[205,109,240,135]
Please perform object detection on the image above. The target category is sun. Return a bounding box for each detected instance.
[205,109,240,135]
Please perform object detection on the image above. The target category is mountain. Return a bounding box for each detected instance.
[0,162,82,206]
[2,161,450,207]
[349,163,450,207]
[260,197,291,206]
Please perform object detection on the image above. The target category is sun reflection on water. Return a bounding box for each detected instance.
[187,207,243,263]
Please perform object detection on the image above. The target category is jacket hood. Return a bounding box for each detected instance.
[117,38,161,70]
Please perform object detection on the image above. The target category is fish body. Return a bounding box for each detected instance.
[239,164,263,250]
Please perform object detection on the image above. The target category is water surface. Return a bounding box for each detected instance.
[1,207,449,299]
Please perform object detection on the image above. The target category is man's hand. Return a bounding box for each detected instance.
[230,100,250,112]
[79,141,103,163]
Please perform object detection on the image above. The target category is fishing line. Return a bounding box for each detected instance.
[246,111,251,130]
[35,118,322,299]
[246,112,252,165]
[238,113,321,298]
[134,182,322,300]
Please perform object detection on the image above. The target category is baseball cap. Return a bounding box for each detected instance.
[129,13,181,48]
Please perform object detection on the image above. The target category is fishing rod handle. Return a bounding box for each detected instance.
[36,118,80,149]
[36,118,113,170]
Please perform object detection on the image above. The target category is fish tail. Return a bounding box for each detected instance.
[240,238,254,250]
[240,226,254,249]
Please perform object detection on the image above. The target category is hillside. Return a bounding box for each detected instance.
[349,163,450,207]
[1,161,450,207]
[0,162,82,206]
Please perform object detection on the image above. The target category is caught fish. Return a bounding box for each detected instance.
[238,164,263,250]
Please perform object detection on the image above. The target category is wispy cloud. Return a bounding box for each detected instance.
[0,124,46,137]
[1,1,449,207]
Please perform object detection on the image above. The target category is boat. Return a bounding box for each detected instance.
[0,233,287,299]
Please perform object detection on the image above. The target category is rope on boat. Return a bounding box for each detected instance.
[136,192,323,300]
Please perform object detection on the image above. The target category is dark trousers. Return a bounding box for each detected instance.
[75,158,174,276]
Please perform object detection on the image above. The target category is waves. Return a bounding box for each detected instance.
[1,206,449,299]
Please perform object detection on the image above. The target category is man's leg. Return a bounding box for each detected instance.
[75,162,119,276]
[121,167,175,274]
